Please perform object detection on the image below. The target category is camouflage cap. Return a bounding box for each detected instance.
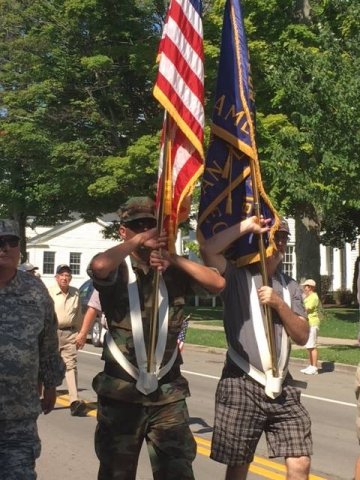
[117,197,156,223]
[277,217,290,235]
[18,262,38,272]
[0,219,20,238]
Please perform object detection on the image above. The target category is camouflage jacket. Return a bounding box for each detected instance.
[90,258,198,406]
[0,271,64,420]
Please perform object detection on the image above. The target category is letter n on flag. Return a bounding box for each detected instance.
[153,0,204,252]
[197,0,279,266]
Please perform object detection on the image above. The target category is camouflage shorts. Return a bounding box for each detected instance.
[0,419,41,480]
[95,396,196,480]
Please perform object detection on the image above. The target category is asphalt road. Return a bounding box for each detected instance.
[36,344,358,480]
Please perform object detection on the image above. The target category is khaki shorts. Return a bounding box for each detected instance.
[304,326,319,349]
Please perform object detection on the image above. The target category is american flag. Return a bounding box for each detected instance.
[153,0,204,252]
[177,315,191,352]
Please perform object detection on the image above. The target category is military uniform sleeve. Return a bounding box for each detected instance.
[87,255,118,287]
[39,293,65,388]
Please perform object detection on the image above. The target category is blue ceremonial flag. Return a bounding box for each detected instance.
[197,0,279,266]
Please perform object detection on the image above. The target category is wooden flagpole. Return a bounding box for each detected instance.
[147,113,170,373]
[249,162,279,377]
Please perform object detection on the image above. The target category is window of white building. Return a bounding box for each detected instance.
[283,246,294,277]
[69,252,81,275]
[43,251,55,274]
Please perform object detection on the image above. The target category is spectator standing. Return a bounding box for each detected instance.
[300,279,321,375]
[199,215,312,480]
[88,196,225,480]
[0,219,64,479]
[48,264,85,416]
[18,262,39,276]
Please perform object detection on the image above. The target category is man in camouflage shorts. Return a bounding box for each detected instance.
[0,219,64,479]
[88,197,225,480]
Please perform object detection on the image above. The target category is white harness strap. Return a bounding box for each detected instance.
[105,256,178,395]
[228,271,291,399]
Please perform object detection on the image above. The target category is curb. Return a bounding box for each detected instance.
[289,357,358,374]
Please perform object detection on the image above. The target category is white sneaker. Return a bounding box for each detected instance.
[303,366,318,375]
[300,365,312,373]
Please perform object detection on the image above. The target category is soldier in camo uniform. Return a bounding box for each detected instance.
[88,197,225,480]
[0,219,64,480]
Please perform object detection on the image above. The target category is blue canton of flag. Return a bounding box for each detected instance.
[197,0,279,266]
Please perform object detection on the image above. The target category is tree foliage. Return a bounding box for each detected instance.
[0,0,163,257]
[0,0,359,264]
[242,0,360,246]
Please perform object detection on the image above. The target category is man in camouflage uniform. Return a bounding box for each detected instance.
[0,219,64,480]
[88,197,225,480]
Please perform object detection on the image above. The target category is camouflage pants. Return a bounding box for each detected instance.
[0,419,41,480]
[95,396,196,480]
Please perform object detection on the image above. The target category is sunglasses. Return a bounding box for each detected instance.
[124,218,157,232]
[0,235,20,249]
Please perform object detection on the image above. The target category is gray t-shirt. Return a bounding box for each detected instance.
[221,262,306,372]
[87,288,101,311]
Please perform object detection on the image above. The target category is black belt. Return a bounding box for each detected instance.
[58,326,76,332]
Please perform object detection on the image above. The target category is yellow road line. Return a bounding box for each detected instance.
[55,396,327,480]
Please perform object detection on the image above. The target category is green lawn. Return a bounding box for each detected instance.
[320,307,359,338]
[185,305,359,339]
[186,328,227,349]
[184,305,360,365]
[184,305,223,323]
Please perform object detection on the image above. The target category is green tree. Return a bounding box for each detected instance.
[0,0,162,259]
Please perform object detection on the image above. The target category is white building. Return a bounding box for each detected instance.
[25,216,359,294]
[25,217,119,289]
[281,218,359,292]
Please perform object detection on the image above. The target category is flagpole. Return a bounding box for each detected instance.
[249,161,279,378]
[147,113,169,373]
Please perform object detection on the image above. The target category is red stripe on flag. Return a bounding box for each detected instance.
[156,73,203,144]
[167,1,204,60]
[160,38,204,103]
